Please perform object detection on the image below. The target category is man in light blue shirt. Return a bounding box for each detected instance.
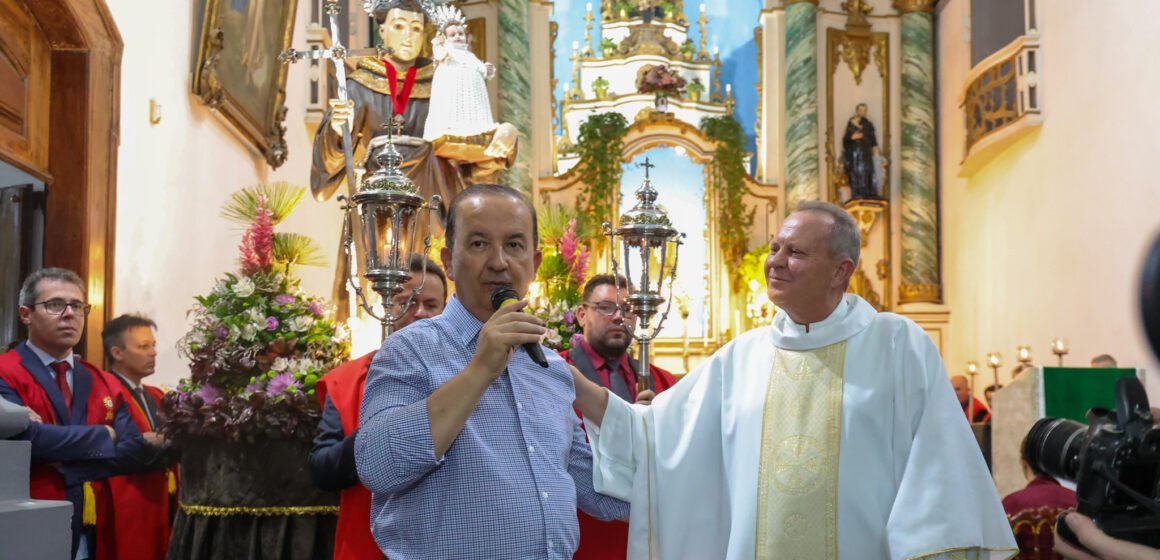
[357,184,629,559]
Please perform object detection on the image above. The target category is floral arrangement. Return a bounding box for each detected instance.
[637,64,687,97]
[161,184,350,443]
[530,204,595,351]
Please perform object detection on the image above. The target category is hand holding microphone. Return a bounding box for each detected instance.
[490,286,550,368]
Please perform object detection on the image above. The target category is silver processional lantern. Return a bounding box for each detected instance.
[342,115,440,340]
[604,158,685,393]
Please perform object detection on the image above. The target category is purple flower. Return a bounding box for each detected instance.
[563,311,575,326]
[308,301,324,317]
[569,332,586,350]
[266,373,301,397]
[244,379,266,394]
[266,316,279,331]
[214,326,228,339]
[274,294,295,305]
[193,384,222,404]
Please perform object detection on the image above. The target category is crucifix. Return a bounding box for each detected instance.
[639,157,656,179]
[280,1,390,197]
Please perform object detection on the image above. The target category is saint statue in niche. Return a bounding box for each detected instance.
[842,103,886,200]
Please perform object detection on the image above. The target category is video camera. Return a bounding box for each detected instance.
[1021,233,1160,548]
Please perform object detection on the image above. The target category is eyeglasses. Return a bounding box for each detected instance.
[33,299,92,316]
[585,301,635,318]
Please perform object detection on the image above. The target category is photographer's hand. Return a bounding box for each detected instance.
[1056,513,1160,560]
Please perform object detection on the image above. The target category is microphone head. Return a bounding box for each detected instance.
[490,285,520,310]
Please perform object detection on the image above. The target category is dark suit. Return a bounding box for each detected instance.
[0,342,159,557]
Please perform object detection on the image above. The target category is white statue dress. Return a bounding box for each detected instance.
[423,41,497,140]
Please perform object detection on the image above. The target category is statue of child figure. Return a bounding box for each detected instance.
[423,5,517,160]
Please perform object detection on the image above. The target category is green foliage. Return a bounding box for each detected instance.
[221,182,306,226]
[600,38,618,56]
[538,203,593,247]
[273,233,326,269]
[701,116,756,291]
[592,76,610,90]
[740,245,770,293]
[576,112,629,240]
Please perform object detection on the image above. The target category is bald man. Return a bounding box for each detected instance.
[951,375,990,423]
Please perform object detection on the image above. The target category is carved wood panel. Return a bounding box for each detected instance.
[0,0,51,178]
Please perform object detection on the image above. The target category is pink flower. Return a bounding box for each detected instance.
[214,326,228,339]
[245,379,266,394]
[266,316,279,331]
[559,219,589,287]
[266,373,301,396]
[274,295,295,305]
[308,302,324,317]
[239,194,275,275]
[563,311,575,326]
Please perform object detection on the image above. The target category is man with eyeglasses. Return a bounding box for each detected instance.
[0,268,163,560]
[560,274,677,560]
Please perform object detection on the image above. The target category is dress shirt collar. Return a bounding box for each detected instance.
[111,369,142,390]
[440,296,485,346]
[577,336,631,374]
[25,341,74,371]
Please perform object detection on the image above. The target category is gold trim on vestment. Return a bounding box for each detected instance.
[754,341,847,559]
[351,58,434,99]
[179,502,339,517]
[905,546,1018,560]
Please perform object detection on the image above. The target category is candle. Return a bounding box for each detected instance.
[966,361,978,375]
[726,84,732,95]
[713,45,719,56]
[1052,338,1068,353]
[987,352,1001,368]
[700,3,706,13]
[572,40,579,50]
[586,2,592,12]
[734,310,741,336]
[1017,345,1032,363]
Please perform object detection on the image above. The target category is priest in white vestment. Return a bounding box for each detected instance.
[571,202,1017,560]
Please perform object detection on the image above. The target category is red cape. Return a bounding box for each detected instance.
[316,352,377,560]
[560,348,679,560]
[0,351,123,558]
[105,384,177,560]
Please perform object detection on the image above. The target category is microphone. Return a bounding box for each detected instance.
[490,286,550,368]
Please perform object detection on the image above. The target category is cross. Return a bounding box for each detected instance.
[640,157,655,179]
[280,1,389,196]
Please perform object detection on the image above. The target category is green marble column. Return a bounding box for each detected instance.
[783,0,819,214]
[498,0,533,193]
[896,1,940,303]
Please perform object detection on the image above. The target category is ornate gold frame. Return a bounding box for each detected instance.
[192,0,298,169]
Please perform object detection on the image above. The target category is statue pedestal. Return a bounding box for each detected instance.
[991,366,1143,497]
[0,440,72,560]
[167,437,339,560]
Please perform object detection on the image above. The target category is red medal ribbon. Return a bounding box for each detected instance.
[383,59,418,116]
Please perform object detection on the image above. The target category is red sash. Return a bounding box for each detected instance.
[106,384,176,560]
[316,352,378,560]
[0,351,122,557]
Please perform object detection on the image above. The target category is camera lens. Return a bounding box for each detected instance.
[1025,417,1087,482]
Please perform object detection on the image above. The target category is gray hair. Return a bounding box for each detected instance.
[19,268,85,307]
[793,201,860,265]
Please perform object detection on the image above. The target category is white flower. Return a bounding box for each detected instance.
[246,307,265,324]
[235,277,255,297]
[291,315,313,332]
[242,324,258,341]
[228,325,241,340]
[189,330,208,346]
[272,357,292,372]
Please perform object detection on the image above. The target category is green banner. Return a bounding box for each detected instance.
[1042,367,1139,423]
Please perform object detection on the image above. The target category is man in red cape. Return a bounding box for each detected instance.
[0,268,163,559]
[102,314,178,560]
[309,255,447,560]
[560,274,679,560]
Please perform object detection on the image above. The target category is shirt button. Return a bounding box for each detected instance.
[528,445,535,453]
[517,402,524,410]
[548,540,555,549]
[541,491,548,500]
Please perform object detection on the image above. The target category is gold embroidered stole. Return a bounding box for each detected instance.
[754,341,847,559]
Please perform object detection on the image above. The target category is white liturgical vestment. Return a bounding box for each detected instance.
[585,294,1017,559]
